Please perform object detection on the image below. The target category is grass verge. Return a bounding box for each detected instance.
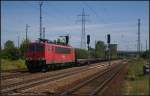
[123,58,149,95]
[1,59,27,71]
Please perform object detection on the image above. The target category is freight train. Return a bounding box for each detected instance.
[25,39,108,72]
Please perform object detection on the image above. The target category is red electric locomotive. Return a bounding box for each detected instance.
[25,39,75,72]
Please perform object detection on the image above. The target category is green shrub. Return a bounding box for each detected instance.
[75,48,88,59]
[1,59,26,71]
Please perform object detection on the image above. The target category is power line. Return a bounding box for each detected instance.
[146,40,147,51]
[18,35,20,48]
[77,8,89,49]
[25,24,30,41]
[141,43,143,52]
[39,2,43,39]
[43,27,45,39]
[137,19,141,56]
[83,2,106,24]
[83,2,99,18]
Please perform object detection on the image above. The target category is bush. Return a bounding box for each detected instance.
[75,48,89,59]
[1,59,26,71]
[141,50,149,59]
[1,40,21,60]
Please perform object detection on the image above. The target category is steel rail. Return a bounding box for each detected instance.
[1,62,108,93]
[59,64,120,96]
[1,72,30,80]
[89,64,125,96]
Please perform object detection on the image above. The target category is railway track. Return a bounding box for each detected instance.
[1,64,92,88]
[1,61,110,95]
[1,71,30,80]
[1,59,120,81]
[1,60,124,96]
[59,61,126,96]
[0,59,107,81]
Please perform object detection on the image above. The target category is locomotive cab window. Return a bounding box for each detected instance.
[28,44,44,52]
[55,47,71,54]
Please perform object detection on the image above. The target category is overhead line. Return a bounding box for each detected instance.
[83,2,100,18]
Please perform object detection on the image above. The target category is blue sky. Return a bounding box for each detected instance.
[1,1,149,51]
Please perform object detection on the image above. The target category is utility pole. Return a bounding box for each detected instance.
[25,24,30,42]
[39,2,43,39]
[137,19,141,57]
[95,40,97,57]
[18,35,20,48]
[78,8,89,49]
[149,15,150,96]
[43,27,45,39]
[146,40,147,51]
[141,44,143,52]
[25,24,30,54]
[149,2,150,96]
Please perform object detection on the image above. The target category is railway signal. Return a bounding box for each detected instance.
[25,24,30,42]
[107,34,110,44]
[66,35,69,45]
[87,35,90,46]
[107,34,111,66]
[87,34,90,65]
[87,34,90,49]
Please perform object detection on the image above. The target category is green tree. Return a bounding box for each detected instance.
[2,40,20,60]
[0,49,8,59]
[89,47,96,58]
[95,41,106,58]
[141,50,149,59]
[75,48,88,59]
[20,39,30,58]
[4,40,15,49]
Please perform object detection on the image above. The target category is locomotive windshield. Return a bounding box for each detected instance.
[28,43,44,52]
